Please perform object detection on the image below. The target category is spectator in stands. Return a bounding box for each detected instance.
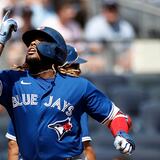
[47,0,107,74]
[42,0,83,45]
[84,0,135,73]
[24,0,55,28]
[20,6,35,35]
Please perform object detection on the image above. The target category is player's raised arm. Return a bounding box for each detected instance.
[0,10,17,55]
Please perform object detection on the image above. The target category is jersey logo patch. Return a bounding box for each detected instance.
[20,80,31,85]
[48,117,72,141]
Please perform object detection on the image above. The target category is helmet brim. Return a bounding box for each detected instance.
[22,30,56,47]
[75,57,87,64]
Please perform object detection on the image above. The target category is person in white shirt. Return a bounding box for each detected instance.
[84,0,135,73]
[42,0,83,43]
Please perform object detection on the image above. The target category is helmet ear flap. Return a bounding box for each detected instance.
[37,42,67,65]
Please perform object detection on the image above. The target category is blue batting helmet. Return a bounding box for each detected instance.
[63,45,87,66]
[22,26,67,65]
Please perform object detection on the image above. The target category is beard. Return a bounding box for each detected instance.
[25,55,41,67]
[25,53,54,71]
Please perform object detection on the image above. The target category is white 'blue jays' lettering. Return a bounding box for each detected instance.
[49,97,61,110]
[12,94,38,108]
[12,94,74,116]
[44,96,54,107]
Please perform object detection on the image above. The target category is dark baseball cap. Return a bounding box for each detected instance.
[22,26,67,54]
[22,27,67,65]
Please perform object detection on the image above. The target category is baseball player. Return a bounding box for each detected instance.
[5,44,96,160]
[0,12,135,160]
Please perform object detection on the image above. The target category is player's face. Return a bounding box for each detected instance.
[25,39,42,66]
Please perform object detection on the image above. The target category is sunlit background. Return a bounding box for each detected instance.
[0,0,160,159]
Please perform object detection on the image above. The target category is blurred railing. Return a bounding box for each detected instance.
[1,39,160,75]
[71,39,160,75]
[118,0,160,38]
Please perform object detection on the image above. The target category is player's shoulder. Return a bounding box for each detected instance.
[57,73,90,85]
[0,69,27,78]
[58,73,85,80]
[6,69,27,75]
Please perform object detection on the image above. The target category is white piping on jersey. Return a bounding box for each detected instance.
[112,114,128,120]
[5,133,17,141]
[82,136,92,142]
[101,103,120,125]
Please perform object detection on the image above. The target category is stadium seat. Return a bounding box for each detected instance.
[84,74,129,96]
[148,86,160,100]
[0,110,10,159]
[130,148,160,160]
[139,99,160,134]
[0,150,8,160]
[135,132,160,149]
[109,85,149,116]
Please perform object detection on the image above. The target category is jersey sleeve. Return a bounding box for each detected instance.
[0,70,13,107]
[83,80,119,124]
[5,120,16,141]
[80,113,92,142]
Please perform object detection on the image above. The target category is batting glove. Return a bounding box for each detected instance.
[0,10,18,45]
[114,131,135,155]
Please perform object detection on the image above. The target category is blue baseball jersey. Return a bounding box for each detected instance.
[6,112,91,160]
[81,113,92,142]
[0,70,119,159]
[6,121,16,141]
[6,113,91,143]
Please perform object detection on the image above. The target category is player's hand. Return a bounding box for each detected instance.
[0,10,18,45]
[114,131,135,155]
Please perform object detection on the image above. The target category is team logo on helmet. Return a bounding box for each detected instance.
[48,117,72,141]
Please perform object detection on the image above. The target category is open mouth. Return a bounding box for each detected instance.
[27,46,37,55]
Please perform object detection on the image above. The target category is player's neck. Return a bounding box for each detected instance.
[29,64,57,78]
[31,69,56,78]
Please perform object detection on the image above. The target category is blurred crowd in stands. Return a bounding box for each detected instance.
[0,0,160,159]
[0,0,136,74]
